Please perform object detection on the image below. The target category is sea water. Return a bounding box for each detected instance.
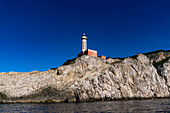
[0,98,169,113]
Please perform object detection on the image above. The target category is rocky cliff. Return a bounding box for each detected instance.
[0,50,169,103]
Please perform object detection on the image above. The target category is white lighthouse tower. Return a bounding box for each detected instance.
[77,33,98,57]
[81,33,87,52]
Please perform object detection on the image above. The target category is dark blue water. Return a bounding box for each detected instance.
[0,98,169,113]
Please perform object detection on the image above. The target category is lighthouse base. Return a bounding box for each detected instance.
[77,49,97,57]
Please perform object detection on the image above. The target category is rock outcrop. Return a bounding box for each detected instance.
[0,50,169,103]
[156,58,170,92]
[144,50,170,63]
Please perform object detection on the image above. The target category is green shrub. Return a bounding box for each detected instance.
[130,55,138,59]
[105,61,109,64]
[107,57,125,61]
[50,67,58,70]
[144,50,164,55]
[62,57,77,66]
[111,61,122,65]
[153,57,170,68]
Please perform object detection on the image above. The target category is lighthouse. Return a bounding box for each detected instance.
[81,33,87,52]
[77,33,97,57]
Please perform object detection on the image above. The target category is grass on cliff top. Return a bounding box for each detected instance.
[143,49,170,55]
[50,67,58,70]
[107,50,170,61]
[49,57,78,70]
[107,54,138,60]
[153,57,170,68]
[62,57,77,66]
[106,57,125,60]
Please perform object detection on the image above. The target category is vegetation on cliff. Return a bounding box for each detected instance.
[153,57,170,68]
[62,57,77,66]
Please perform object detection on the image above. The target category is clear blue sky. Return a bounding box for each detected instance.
[0,0,170,72]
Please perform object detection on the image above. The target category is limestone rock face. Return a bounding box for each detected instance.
[0,52,170,103]
[145,50,170,63]
[157,59,170,92]
[106,58,121,64]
